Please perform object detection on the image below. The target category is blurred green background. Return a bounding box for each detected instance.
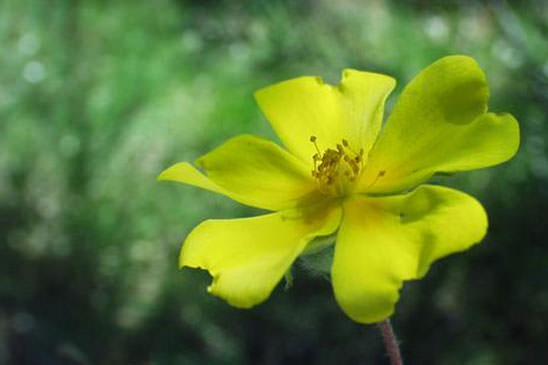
[1,0,547,364]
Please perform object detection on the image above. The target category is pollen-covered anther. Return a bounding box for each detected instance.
[309,136,365,195]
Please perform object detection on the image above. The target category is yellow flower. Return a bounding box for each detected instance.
[159,55,519,323]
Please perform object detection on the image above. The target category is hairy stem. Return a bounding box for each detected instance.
[378,318,403,365]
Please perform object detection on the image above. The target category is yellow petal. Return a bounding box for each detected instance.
[255,70,395,164]
[332,185,487,323]
[197,134,319,211]
[159,135,319,211]
[158,162,227,195]
[359,55,520,193]
[181,201,342,308]
[157,162,254,207]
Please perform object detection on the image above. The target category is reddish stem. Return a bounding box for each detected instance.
[378,319,403,365]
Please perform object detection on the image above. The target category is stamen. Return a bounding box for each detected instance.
[309,137,367,196]
[310,135,321,156]
[367,170,386,188]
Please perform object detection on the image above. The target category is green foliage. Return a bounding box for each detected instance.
[1,0,547,363]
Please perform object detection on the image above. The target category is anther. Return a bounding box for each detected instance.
[310,136,317,142]
[342,139,349,147]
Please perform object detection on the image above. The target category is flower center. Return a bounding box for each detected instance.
[310,136,364,197]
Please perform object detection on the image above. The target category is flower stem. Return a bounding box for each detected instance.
[378,318,403,365]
